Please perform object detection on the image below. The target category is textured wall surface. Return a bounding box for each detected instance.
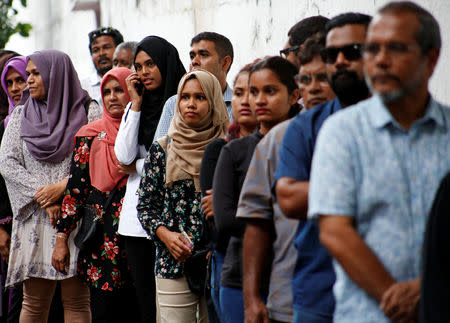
[7,0,450,104]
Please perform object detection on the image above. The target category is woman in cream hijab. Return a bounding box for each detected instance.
[137,69,228,322]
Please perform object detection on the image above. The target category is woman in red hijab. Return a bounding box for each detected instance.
[52,67,139,322]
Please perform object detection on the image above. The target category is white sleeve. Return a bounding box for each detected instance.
[114,103,141,165]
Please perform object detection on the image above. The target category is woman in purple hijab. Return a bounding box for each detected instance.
[0,49,101,322]
[0,55,27,322]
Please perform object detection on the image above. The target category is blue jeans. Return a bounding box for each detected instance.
[220,286,244,323]
[210,250,225,320]
[293,308,332,323]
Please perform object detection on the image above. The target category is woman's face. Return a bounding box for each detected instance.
[249,68,297,126]
[5,68,27,105]
[179,78,210,127]
[102,77,128,117]
[134,50,162,91]
[232,72,257,128]
[26,60,46,101]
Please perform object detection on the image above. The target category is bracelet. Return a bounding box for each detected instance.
[56,233,67,239]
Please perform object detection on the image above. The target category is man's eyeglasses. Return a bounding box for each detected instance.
[363,42,417,57]
[295,73,329,86]
[280,45,300,59]
[320,43,364,64]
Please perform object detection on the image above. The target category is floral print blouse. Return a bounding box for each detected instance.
[56,136,131,291]
[137,141,205,279]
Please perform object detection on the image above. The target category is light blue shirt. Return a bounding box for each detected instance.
[153,84,233,141]
[308,95,450,322]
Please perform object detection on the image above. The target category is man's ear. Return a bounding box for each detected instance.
[221,56,232,73]
[289,88,301,106]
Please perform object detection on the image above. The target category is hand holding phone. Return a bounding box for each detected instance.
[134,80,144,96]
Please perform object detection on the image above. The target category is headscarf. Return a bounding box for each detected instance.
[1,56,27,127]
[160,69,229,191]
[76,67,132,192]
[135,36,186,149]
[20,50,91,163]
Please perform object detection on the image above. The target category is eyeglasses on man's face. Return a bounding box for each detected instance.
[280,45,300,59]
[320,43,364,64]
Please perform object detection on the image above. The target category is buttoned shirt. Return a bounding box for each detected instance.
[153,84,233,141]
[308,95,450,322]
[81,71,102,105]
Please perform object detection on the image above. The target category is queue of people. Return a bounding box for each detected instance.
[0,1,447,322]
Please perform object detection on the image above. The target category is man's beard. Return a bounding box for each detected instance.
[330,68,370,106]
[96,65,112,76]
[95,56,112,76]
[364,64,424,104]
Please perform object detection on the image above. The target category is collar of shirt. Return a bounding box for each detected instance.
[223,83,232,104]
[368,94,445,131]
[89,71,102,87]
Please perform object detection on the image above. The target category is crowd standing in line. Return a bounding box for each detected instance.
[0,1,447,322]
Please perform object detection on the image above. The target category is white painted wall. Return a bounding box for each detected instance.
[7,0,450,104]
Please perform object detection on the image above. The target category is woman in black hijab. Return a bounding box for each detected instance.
[114,35,186,323]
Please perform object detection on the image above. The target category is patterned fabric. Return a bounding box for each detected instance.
[153,85,233,141]
[308,95,450,322]
[57,136,131,291]
[0,102,101,287]
[236,120,297,323]
[137,142,205,279]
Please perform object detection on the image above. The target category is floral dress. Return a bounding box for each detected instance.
[137,141,206,279]
[56,136,131,291]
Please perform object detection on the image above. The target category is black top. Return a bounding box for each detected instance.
[213,131,266,289]
[0,121,13,232]
[199,138,227,252]
[419,172,450,323]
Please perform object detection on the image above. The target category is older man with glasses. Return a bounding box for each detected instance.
[309,2,448,322]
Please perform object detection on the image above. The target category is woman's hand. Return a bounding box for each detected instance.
[45,204,61,228]
[156,227,192,262]
[201,190,214,220]
[52,234,70,275]
[34,178,68,208]
[118,161,137,174]
[0,226,10,263]
[125,72,143,111]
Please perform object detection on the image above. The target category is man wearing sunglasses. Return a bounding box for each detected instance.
[309,2,448,323]
[274,12,371,323]
[280,16,329,69]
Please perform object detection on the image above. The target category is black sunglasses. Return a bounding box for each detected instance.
[280,45,300,59]
[320,43,364,64]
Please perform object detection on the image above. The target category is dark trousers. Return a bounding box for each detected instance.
[90,286,140,323]
[124,236,157,323]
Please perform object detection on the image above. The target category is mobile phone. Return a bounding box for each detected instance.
[180,231,193,249]
[134,80,144,96]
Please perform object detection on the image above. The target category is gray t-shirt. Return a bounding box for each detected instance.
[236,119,298,322]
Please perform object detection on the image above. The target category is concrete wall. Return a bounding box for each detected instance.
[7,0,450,104]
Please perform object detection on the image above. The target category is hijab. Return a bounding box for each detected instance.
[160,69,229,191]
[135,36,186,149]
[1,56,27,127]
[20,50,91,163]
[76,67,132,192]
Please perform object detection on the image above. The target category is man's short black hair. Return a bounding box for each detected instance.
[190,32,234,71]
[88,27,124,53]
[288,16,329,47]
[325,12,372,36]
[378,1,441,53]
[298,32,326,65]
